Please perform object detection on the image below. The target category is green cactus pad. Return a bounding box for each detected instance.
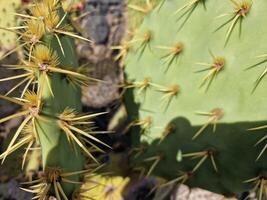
[125,0,267,198]
[0,0,21,56]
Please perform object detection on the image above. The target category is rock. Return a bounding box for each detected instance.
[0,179,32,200]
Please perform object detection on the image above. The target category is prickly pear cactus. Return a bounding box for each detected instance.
[124,0,267,199]
[0,0,107,198]
[0,0,21,57]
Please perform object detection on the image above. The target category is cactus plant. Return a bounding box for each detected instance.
[0,0,109,198]
[124,0,267,199]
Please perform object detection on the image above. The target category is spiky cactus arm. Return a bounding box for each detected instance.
[125,0,267,198]
[0,0,108,198]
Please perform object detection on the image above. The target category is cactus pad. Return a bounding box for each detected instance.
[0,0,21,57]
[125,0,267,198]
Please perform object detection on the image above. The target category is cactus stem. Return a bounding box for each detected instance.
[193,108,224,140]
